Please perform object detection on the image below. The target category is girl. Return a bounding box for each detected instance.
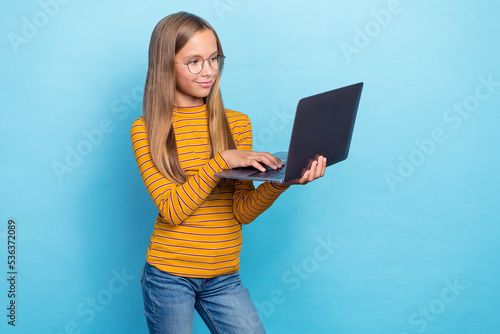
[131,11,326,334]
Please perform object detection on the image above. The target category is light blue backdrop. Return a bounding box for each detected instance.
[1,0,499,333]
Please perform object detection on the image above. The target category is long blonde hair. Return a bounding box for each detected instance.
[143,12,236,185]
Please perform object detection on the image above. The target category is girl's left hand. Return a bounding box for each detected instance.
[275,156,327,187]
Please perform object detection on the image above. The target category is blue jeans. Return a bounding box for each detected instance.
[141,262,266,334]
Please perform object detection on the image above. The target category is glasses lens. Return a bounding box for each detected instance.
[207,55,224,71]
[187,56,203,74]
[216,55,225,70]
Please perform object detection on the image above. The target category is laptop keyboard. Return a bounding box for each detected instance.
[248,165,285,178]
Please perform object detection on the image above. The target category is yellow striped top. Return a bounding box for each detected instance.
[131,105,288,278]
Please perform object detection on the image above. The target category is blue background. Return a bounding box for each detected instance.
[1,0,499,333]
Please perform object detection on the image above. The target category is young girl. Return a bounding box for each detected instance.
[131,12,326,334]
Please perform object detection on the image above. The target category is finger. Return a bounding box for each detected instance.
[320,157,327,177]
[258,152,283,169]
[273,155,285,168]
[308,160,318,182]
[314,156,325,179]
[310,156,324,180]
[261,154,279,169]
[266,152,285,169]
[251,160,266,172]
[298,170,310,184]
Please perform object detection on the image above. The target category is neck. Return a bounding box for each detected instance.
[174,103,206,108]
[174,95,205,108]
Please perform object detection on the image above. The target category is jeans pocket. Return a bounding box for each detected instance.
[140,264,146,283]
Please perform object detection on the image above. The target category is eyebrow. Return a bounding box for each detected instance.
[182,50,219,59]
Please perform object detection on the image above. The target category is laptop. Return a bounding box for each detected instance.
[215,82,363,183]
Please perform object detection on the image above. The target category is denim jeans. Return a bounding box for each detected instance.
[141,262,266,334]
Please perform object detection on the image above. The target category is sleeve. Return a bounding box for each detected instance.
[229,113,289,225]
[130,118,231,226]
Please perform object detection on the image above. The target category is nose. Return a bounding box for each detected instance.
[200,59,215,77]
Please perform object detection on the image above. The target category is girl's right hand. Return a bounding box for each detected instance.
[220,150,284,172]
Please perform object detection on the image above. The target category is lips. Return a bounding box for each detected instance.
[196,81,212,88]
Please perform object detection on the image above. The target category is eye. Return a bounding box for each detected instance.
[188,58,199,65]
[209,55,219,62]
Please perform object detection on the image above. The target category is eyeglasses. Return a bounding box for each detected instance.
[174,54,226,74]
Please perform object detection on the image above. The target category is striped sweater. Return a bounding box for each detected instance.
[131,105,288,278]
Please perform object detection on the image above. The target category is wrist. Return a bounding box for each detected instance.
[216,151,232,169]
[270,181,291,189]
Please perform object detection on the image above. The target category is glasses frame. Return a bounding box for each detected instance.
[174,54,226,74]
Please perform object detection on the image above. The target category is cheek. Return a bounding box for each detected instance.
[174,70,183,86]
[175,67,189,84]
[175,72,190,90]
